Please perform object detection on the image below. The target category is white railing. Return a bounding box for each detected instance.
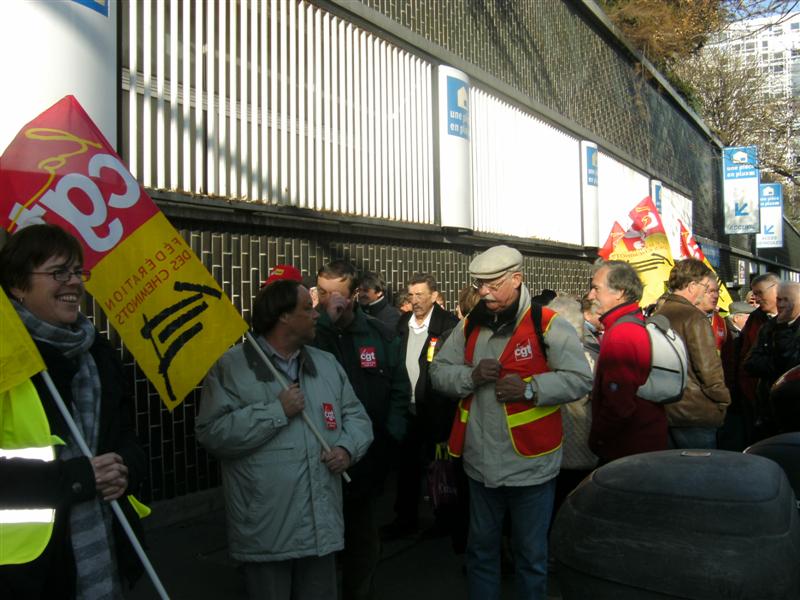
[122,0,434,223]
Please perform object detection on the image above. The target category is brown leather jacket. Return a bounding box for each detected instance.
[655,294,731,427]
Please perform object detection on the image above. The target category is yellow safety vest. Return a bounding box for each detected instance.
[0,378,151,566]
[0,378,56,565]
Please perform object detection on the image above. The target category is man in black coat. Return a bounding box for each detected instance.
[357,271,401,333]
[382,273,458,539]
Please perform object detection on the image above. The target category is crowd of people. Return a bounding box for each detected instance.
[2,224,798,600]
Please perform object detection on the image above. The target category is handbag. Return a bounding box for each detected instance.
[426,442,459,508]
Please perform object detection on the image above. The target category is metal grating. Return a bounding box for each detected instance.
[121,0,435,223]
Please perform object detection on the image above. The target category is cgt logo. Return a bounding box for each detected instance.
[514,340,533,362]
[359,346,377,368]
[323,402,337,430]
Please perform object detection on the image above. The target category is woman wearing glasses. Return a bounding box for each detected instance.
[0,223,145,599]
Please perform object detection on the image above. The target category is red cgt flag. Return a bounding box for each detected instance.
[0,96,247,409]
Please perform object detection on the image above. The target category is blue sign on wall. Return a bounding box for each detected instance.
[702,241,720,269]
[447,76,469,140]
[722,145,760,234]
[72,0,109,17]
[586,146,598,186]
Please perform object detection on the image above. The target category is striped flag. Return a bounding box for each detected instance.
[0,96,247,410]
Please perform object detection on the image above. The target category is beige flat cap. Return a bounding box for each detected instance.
[729,301,756,315]
[469,245,523,279]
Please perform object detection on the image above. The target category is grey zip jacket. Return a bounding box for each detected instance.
[430,284,592,487]
[196,340,373,562]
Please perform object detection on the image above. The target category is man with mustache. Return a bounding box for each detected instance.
[430,245,592,600]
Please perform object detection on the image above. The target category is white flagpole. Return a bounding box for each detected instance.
[245,332,352,483]
[41,371,170,600]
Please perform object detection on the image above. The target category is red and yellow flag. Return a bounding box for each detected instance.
[0,96,247,410]
[599,196,675,308]
[678,220,734,314]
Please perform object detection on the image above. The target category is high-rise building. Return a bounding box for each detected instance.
[707,11,799,98]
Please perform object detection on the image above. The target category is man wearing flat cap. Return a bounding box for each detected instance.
[430,245,592,600]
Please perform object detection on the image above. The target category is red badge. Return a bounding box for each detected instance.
[323,403,337,430]
[359,346,377,368]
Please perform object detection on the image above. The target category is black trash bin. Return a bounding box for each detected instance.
[551,450,800,599]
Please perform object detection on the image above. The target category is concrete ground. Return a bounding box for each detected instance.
[123,476,563,600]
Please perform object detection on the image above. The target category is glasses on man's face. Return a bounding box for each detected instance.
[29,268,91,283]
[471,272,511,292]
[752,283,776,297]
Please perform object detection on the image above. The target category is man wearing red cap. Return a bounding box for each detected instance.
[261,264,303,288]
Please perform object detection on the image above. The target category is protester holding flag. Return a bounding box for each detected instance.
[0,224,146,599]
[197,279,373,600]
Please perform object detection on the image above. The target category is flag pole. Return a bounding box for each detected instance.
[245,332,352,483]
[40,371,170,600]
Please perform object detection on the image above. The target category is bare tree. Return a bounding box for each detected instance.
[672,49,798,225]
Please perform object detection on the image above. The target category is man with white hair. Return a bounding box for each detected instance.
[745,281,800,435]
[430,245,592,600]
[738,272,780,441]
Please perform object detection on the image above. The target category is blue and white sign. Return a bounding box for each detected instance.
[581,141,599,246]
[756,183,783,249]
[702,240,720,269]
[651,180,662,211]
[437,66,472,231]
[447,76,469,139]
[586,146,598,186]
[722,146,760,234]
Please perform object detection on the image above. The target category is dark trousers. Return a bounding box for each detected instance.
[393,413,423,526]
[341,492,380,600]
[242,554,336,600]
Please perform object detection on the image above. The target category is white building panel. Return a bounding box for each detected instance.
[0,0,118,150]
[597,152,650,239]
[470,90,582,244]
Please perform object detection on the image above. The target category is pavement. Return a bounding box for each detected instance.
[123,476,563,600]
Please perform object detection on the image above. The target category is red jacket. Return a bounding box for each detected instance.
[589,302,668,461]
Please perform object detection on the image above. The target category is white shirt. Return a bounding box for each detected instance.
[405,308,434,405]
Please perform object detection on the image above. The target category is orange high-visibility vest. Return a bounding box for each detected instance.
[448,306,562,458]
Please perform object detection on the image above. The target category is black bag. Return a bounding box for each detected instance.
[426,442,459,508]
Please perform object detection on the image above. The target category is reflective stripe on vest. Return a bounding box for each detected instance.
[0,446,57,524]
[1,379,57,565]
[448,306,563,458]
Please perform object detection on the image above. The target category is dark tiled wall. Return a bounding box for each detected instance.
[90,221,592,502]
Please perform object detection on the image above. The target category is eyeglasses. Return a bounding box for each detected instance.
[29,268,91,283]
[751,283,776,297]
[471,272,511,292]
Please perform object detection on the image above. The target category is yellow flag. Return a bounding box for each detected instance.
[678,220,734,314]
[603,197,676,308]
[0,96,248,410]
[0,288,45,394]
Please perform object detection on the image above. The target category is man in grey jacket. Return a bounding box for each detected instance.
[430,245,592,600]
[197,280,373,600]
